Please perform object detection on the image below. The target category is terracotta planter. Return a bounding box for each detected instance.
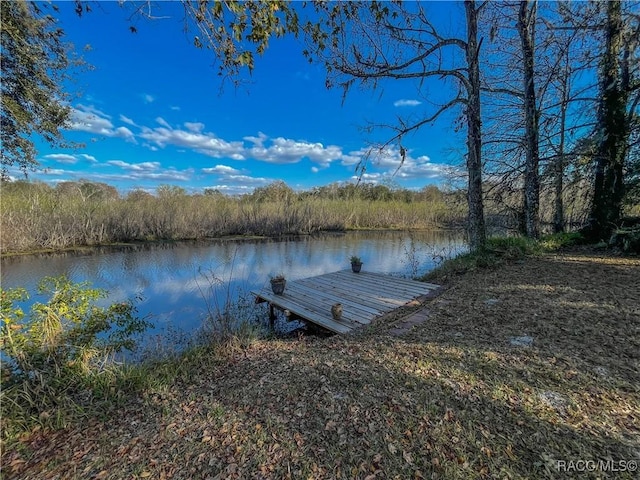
[331,303,343,320]
[270,278,286,295]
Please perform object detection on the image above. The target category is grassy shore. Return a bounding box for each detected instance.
[0,181,466,254]
[2,239,639,479]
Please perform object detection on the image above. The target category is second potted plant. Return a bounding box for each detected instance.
[350,255,363,273]
[270,274,286,295]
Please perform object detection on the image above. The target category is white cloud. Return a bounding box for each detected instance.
[26,155,194,186]
[201,165,271,194]
[97,161,192,182]
[67,106,361,169]
[114,126,136,142]
[119,114,137,126]
[41,168,66,175]
[79,154,97,163]
[202,165,242,175]
[393,99,422,107]
[67,106,136,143]
[43,153,100,164]
[359,173,382,182]
[170,106,181,111]
[95,171,191,182]
[132,171,191,181]
[63,104,454,187]
[44,154,78,164]
[139,125,246,159]
[67,104,115,135]
[343,146,403,169]
[243,132,268,147]
[139,123,348,167]
[226,174,269,185]
[155,117,171,128]
[106,160,161,172]
[395,161,452,180]
[184,122,205,133]
[142,93,155,104]
[343,146,451,181]
[340,153,363,166]
[248,137,344,167]
[101,169,192,183]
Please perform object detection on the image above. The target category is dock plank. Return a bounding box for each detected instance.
[291,280,399,313]
[252,270,440,334]
[282,290,381,324]
[309,272,429,299]
[281,292,374,325]
[333,271,431,296]
[304,276,421,308]
[287,278,385,313]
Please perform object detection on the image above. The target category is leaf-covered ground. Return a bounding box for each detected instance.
[3,249,639,479]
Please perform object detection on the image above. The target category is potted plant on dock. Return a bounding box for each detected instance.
[350,255,363,273]
[270,274,286,295]
[331,303,343,320]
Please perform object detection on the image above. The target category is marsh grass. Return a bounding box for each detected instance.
[0,181,465,254]
[193,250,267,348]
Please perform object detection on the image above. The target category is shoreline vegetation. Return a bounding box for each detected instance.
[1,178,607,256]
[0,180,467,255]
[2,235,638,479]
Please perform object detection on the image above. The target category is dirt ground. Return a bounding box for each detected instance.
[3,248,639,479]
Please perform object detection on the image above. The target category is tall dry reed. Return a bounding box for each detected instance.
[1,181,465,253]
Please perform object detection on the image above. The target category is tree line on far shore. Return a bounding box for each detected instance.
[1,177,605,255]
[0,180,462,254]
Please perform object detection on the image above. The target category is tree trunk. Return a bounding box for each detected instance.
[554,48,570,234]
[553,108,567,233]
[587,0,628,240]
[464,0,486,251]
[518,0,540,238]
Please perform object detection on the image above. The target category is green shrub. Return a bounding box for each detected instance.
[539,231,585,250]
[486,236,541,256]
[1,276,151,436]
[424,236,542,281]
[423,249,498,281]
[423,233,591,282]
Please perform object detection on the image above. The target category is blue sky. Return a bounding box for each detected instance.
[26,1,465,195]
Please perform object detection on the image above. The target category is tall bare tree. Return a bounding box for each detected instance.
[479,1,601,234]
[464,1,487,249]
[550,44,570,233]
[540,6,600,233]
[518,0,540,238]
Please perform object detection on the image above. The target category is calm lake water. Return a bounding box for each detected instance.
[1,230,466,352]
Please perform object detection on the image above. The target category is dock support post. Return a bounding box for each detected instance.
[269,303,276,328]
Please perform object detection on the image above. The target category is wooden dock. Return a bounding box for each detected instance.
[252,270,440,334]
